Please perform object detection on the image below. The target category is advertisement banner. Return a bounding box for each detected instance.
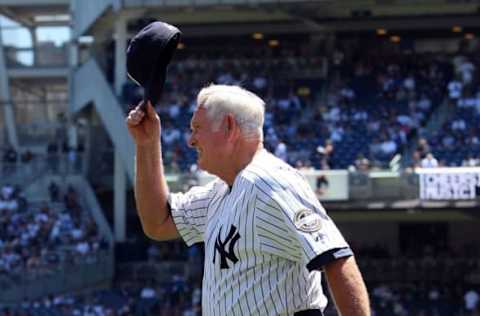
[197,169,349,201]
[416,167,480,200]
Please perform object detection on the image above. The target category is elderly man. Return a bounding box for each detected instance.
[126,84,370,316]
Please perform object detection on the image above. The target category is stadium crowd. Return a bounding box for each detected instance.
[120,40,480,171]
[409,49,480,168]
[0,182,108,281]
[2,241,478,316]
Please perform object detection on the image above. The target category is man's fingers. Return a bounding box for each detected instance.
[126,109,145,126]
[136,100,146,112]
[146,101,156,117]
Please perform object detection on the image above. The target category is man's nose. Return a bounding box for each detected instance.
[187,135,195,148]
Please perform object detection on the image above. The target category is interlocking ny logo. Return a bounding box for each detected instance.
[213,225,240,269]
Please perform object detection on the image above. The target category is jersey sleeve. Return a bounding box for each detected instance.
[168,180,217,246]
[254,175,352,271]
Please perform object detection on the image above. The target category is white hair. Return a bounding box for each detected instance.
[197,84,265,141]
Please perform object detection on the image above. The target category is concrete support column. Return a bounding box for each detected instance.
[114,16,127,96]
[0,25,19,148]
[113,16,128,242]
[30,27,38,66]
[114,148,127,242]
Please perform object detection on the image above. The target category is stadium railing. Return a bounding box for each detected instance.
[0,154,51,187]
[119,0,342,8]
[188,167,480,203]
[4,46,68,68]
[15,122,67,145]
[0,249,112,304]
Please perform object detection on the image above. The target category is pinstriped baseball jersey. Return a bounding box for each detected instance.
[169,149,351,316]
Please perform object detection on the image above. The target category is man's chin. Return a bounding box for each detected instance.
[197,159,205,170]
[197,160,214,174]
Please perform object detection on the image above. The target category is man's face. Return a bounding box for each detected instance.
[188,106,228,173]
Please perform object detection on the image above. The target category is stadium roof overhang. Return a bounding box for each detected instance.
[73,0,480,40]
[0,0,70,27]
[124,1,480,37]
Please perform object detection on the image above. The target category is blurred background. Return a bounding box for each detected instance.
[0,0,480,315]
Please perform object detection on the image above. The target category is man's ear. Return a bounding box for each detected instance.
[225,114,237,139]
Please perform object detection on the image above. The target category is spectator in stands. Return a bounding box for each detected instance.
[274,140,288,162]
[20,149,33,164]
[451,117,467,132]
[421,153,439,168]
[2,146,17,175]
[1,183,14,200]
[137,280,159,316]
[462,155,479,167]
[0,183,17,213]
[464,288,479,315]
[140,281,157,300]
[416,138,431,159]
[316,139,334,165]
[454,55,476,93]
[448,77,463,105]
[64,185,81,216]
[47,141,59,173]
[146,243,161,262]
[353,154,371,172]
[48,181,60,202]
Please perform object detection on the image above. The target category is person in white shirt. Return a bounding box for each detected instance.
[464,289,479,312]
[140,286,157,299]
[274,141,288,162]
[421,153,439,168]
[448,79,463,104]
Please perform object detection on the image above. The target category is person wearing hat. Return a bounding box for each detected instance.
[126,22,370,316]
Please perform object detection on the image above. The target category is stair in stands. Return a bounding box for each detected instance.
[72,58,134,181]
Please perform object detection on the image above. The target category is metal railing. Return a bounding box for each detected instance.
[116,261,189,283]
[15,122,65,144]
[3,45,68,68]
[358,257,480,284]
[0,153,87,187]
[0,250,113,304]
[121,0,328,7]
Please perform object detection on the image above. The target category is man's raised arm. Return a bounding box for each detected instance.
[126,101,179,241]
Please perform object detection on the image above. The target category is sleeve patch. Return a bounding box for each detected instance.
[294,208,323,233]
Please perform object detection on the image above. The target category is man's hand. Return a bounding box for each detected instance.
[126,101,161,146]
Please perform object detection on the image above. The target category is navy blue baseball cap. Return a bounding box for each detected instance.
[126,21,181,106]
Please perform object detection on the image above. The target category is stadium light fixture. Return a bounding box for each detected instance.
[376,28,387,36]
[452,26,462,33]
[34,14,70,22]
[78,36,94,44]
[252,33,264,40]
[465,33,475,40]
[390,35,401,43]
[268,39,279,47]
